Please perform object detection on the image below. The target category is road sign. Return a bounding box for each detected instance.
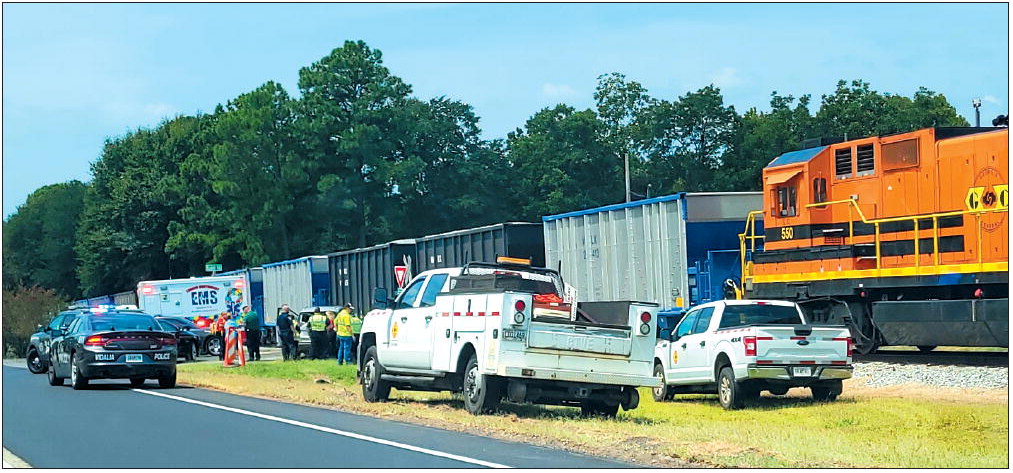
[205,263,223,272]
[394,265,409,287]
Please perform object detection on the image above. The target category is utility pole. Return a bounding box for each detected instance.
[624,151,631,202]
[973,98,982,127]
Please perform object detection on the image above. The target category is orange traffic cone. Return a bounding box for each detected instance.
[237,329,247,366]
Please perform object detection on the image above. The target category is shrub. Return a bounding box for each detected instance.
[2,286,66,357]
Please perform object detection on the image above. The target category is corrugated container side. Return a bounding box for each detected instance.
[329,242,416,312]
[415,222,545,273]
[544,197,688,310]
[262,257,326,322]
[113,290,138,306]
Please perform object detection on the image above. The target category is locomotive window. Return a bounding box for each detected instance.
[777,185,797,217]
[812,178,827,203]
[834,148,852,178]
[882,139,919,171]
[856,144,875,175]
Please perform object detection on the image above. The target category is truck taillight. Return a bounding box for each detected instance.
[85,336,106,346]
[514,300,526,312]
[640,312,651,323]
[743,336,757,357]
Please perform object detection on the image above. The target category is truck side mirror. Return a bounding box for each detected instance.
[372,287,388,310]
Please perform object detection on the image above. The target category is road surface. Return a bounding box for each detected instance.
[1,364,633,468]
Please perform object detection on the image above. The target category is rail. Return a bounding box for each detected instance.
[739,199,1009,281]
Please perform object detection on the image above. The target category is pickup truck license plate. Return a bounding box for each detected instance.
[125,354,143,363]
[792,366,812,377]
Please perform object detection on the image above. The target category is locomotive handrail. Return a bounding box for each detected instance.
[739,199,1007,280]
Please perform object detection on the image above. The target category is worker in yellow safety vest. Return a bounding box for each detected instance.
[335,304,355,365]
[308,308,331,360]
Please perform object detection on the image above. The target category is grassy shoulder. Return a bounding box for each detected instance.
[178,361,1008,468]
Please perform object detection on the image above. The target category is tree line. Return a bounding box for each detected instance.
[3,40,971,300]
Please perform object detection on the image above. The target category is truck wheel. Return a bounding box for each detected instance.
[27,347,47,374]
[811,380,843,402]
[652,364,672,402]
[580,401,619,418]
[361,346,391,402]
[717,366,753,410]
[462,354,502,415]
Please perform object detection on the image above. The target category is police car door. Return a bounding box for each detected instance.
[382,275,432,369]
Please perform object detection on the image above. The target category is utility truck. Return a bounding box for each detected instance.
[357,257,660,416]
[653,299,853,409]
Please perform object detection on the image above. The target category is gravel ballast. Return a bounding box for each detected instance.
[853,361,1009,389]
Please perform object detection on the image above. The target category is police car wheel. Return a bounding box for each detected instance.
[362,346,390,402]
[187,343,198,361]
[158,372,177,389]
[27,348,47,374]
[47,360,64,386]
[70,353,89,390]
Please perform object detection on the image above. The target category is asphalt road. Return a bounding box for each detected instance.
[2,364,633,468]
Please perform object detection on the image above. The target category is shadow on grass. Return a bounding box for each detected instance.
[664,394,858,410]
[387,395,666,422]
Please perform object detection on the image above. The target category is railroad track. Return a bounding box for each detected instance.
[855,349,1009,367]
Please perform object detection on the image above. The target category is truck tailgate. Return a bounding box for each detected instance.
[527,322,632,356]
[754,326,850,363]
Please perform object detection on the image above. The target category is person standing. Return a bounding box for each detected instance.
[241,305,261,361]
[308,308,330,360]
[325,310,337,358]
[214,312,230,360]
[276,305,297,361]
[335,304,355,365]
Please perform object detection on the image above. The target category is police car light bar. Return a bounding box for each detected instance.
[497,256,531,266]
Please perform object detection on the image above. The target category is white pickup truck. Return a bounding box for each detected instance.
[652,300,853,409]
[357,258,660,416]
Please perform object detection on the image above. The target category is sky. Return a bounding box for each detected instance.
[3,3,1009,217]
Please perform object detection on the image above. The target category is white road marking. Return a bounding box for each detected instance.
[3,447,32,468]
[133,389,510,468]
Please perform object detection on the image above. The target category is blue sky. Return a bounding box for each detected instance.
[3,3,1008,217]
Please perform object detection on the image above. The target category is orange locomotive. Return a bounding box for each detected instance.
[740,126,1009,353]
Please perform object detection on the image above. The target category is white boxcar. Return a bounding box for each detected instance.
[262,256,330,325]
[542,192,762,313]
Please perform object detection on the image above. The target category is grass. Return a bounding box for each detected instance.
[178,360,1009,468]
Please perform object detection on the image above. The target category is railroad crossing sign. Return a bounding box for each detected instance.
[394,265,409,287]
[205,263,223,272]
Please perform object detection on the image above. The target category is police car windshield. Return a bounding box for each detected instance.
[90,314,160,332]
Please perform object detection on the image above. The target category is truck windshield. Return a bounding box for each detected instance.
[718,304,803,328]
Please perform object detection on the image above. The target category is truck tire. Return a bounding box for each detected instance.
[717,366,754,410]
[580,401,619,418]
[811,380,843,402]
[462,354,502,415]
[652,363,673,402]
[361,346,391,403]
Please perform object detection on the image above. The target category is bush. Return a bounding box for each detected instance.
[2,286,66,358]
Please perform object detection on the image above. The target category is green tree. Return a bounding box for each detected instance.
[594,73,655,200]
[296,40,413,249]
[813,80,969,140]
[2,181,87,298]
[2,286,66,357]
[642,85,738,193]
[506,105,622,219]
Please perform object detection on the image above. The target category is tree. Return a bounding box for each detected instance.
[729,93,813,191]
[296,40,413,249]
[641,85,738,193]
[2,286,66,357]
[506,105,622,219]
[814,80,969,141]
[594,73,655,200]
[2,181,87,298]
